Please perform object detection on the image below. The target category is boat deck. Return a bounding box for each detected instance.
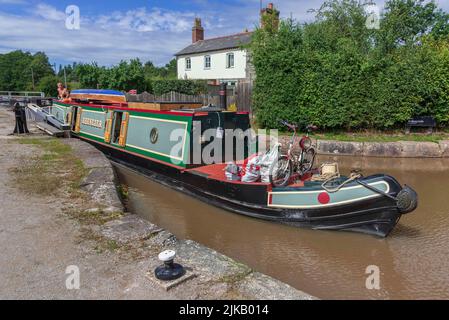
[187,162,305,188]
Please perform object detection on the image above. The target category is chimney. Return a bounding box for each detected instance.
[260,3,280,31]
[192,18,204,43]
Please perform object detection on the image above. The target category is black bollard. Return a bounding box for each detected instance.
[154,250,186,281]
[219,82,227,110]
[20,104,29,134]
[12,102,28,134]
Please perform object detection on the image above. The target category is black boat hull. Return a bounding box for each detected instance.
[79,136,414,238]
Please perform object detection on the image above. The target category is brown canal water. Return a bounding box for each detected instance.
[114,156,449,300]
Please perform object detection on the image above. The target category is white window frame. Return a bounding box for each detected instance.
[226,53,235,69]
[204,55,211,70]
[185,57,191,70]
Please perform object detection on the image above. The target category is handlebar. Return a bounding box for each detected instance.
[279,119,298,131]
[279,119,318,132]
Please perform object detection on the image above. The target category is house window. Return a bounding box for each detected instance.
[226,53,235,68]
[204,55,211,69]
[185,58,191,70]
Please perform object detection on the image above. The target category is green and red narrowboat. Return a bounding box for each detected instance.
[48,89,418,237]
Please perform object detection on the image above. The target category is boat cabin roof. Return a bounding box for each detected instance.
[56,100,249,118]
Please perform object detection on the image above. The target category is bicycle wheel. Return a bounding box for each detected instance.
[300,148,316,174]
[269,156,293,187]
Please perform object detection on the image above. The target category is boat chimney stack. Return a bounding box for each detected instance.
[219,83,227,110]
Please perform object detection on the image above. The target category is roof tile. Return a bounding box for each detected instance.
[175,32,253,56]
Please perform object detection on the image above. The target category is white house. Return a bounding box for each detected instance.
[175,19,253,86]
[175,3,279,86]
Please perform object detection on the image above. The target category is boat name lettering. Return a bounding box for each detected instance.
[81,117,103,129]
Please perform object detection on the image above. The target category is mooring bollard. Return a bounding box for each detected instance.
[154,250,186,281]
[13,102,29,134]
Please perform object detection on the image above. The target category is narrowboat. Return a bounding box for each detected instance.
[46,90,418,237]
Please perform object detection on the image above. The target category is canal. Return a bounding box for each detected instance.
[114,156,449,300]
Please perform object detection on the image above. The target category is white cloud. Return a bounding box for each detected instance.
[95,7,195,33]
[1,0,448,67]
[0,2,257,66]
[34,3,66,21]
[0,7,193,66]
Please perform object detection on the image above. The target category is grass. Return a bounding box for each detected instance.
[10,137,88,195]
[252,118,448,143]
[310,131,449,143]
[117,184,129,201]
[66,208,123,226]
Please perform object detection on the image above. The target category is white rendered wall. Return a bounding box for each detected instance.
[177,49,248,80]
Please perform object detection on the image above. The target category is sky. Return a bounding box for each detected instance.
[0,0,448,68]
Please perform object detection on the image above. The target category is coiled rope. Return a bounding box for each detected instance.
[321,172,363,193]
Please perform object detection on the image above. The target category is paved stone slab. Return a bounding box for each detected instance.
[238,272,316,300]
[174,240,249,281]
[146,269,197,291]
[102,215,162,244]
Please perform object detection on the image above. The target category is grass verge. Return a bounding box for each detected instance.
[10,137,88,195]
[310,132,449,143]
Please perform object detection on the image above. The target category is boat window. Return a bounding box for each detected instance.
[112,112,123,144]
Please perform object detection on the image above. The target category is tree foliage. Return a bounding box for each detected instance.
[152,79,207,95]
[0,50,184,96]
[0,50,54,92]
[251,0,449,129]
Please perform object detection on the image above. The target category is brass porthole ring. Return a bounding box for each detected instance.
[150,128,159,144]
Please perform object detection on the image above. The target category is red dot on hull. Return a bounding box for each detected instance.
[318,192,330,204]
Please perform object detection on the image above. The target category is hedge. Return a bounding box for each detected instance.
[250,0,449,130]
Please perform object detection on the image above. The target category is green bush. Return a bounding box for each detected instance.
[37,75,61,97]
[251,0,449,129]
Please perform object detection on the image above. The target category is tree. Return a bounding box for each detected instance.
[0,51,54,91]
[75,63,102,88]
[29,52,54,86]
[102,59,147,92]
[250,0,449,129]
[37,75,61,97]
[379,0,448,52]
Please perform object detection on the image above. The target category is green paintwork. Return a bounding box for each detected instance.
[125,115,190,166]
[67,103,192,168]
[50,103,71,123]
[269,180,390,208]
[79,109,107,139]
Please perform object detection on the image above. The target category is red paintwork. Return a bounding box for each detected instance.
[187,162,270,186]
[57,100,195,117]
[318,192,330,204]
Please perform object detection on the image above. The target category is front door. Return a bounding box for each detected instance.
[104,111,129,147]
[71,107,78,131]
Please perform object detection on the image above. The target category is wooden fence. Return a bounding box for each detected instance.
[125,82,253,113]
